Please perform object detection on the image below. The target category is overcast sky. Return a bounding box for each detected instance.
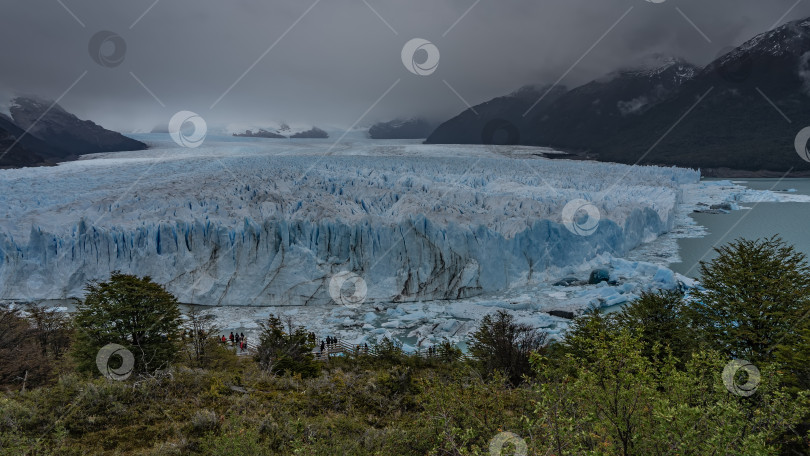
[2,0,809,132]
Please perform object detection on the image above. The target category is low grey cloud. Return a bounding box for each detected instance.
[1,0,808,132]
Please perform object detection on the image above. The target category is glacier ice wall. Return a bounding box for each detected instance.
[0,139,700,305]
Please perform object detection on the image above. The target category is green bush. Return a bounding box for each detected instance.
[254,315,320,378]
[191,409,220,434]
[71,272,182,377]
[469,309,547,385]
[0,238,807,455]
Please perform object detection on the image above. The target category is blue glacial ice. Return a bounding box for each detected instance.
[0,138,701,305]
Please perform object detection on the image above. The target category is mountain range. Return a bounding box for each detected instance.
[426,85,568,145]
[0,97,146,169]
[232,124,329,139]
[427,18,810,175]
[368,118,437,139]
[6,17,810,174]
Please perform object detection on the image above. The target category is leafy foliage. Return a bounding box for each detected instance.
[1,238,809,454]
[557,306,619,363]
[469,309,547,385]
[254,315,320,378]
[617,289,696,363]
[532,332,810,455]
[689,237,810,377]
[71,272,182,376]
[182,310,231,370]
[0,306,57,391]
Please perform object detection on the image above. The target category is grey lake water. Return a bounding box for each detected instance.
[672,178,810,279]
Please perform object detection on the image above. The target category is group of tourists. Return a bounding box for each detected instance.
[220,331,248,352]
[213,330,438,358]
[317,336,370,356]
[319,336,339,353]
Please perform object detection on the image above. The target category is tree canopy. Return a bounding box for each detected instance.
[72,272,182,377]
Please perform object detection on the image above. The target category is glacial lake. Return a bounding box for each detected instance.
[672,178,810,279]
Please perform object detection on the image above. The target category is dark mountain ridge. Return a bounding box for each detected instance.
[9,97,147,156]
[0,97,147,168]
[425,84,568,145]
[427,18,810,175]
[523,56,700,151]
[593,18,810,173]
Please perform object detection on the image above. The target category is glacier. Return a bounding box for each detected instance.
[0,136,700,306]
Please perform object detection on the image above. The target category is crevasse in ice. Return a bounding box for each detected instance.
[0,138,700,305]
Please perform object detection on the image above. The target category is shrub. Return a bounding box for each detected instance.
[191,409,220,434]
[182,310,222,369]
[25,304,72,359]
[254,315,320,378]
[0,305,55,390]
[371,337,406,365]
[617,290,695,364]
[469,310,547,385]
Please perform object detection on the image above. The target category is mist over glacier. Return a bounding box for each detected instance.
[0,137,700,305]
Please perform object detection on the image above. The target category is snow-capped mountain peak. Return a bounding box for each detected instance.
[713,16,810,68]
[228,121,329,139]
[617,54,699,83]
